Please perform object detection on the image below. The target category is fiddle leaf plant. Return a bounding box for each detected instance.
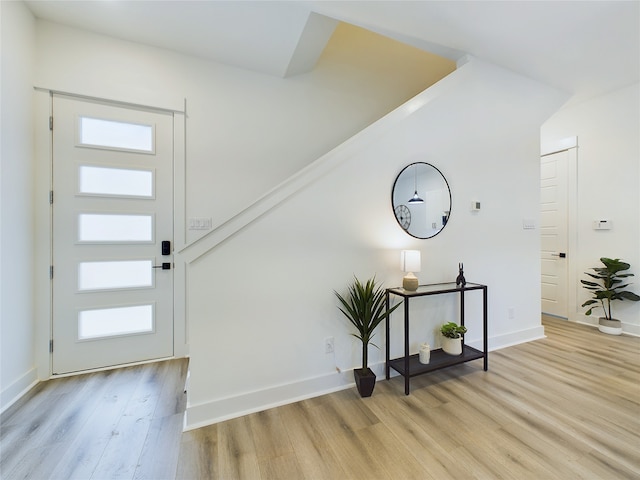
[581,257,640,320]
[334,276,401,371]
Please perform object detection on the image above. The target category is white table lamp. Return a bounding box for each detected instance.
[401,250,421,291]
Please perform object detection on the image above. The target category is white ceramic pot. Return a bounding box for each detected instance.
[441,336,462,355]
[598,317,622,335]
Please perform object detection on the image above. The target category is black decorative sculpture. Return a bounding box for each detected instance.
[456,262,466,287]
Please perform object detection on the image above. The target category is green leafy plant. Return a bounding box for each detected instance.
[440,322,467,339]
[335,276,401,370]
[581,257,640,320]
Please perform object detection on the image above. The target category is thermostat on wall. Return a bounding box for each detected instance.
[593,220,612,230]
[471,201,481,211]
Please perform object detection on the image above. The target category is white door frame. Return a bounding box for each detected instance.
[541,136,578,322]
[34,89,188,380]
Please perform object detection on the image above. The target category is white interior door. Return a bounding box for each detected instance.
[52,95,174,374]
[540,150,569,318]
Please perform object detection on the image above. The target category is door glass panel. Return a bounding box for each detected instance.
[78,260,153,291]
[79,116,154,153]
[78,214,153,242]
[79,166,154,198]
[78,304,154,340]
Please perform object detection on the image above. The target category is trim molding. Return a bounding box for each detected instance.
[184,325,545,430]
[541,136,577,156]
[575,315,640,337]
[33,87,185,114]
[177,62,471,265]
[184,369,355,431]
[1,368,38,414]
[483,326,546,351]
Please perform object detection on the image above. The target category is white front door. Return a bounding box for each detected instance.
[52,95,174,374]
[540,150,569,318]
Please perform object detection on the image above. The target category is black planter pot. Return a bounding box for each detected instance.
[354,368,376,397]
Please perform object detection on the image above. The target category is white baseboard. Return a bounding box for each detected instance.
[184,326,546,430]
[466,325,546,352]
[575,316,640,337]
[184,369,356,431]
[1,368,38,415]
[621,322,639,336]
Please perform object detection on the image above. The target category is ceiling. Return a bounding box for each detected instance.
[25,0,640,104]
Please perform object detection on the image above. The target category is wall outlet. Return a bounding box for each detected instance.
[593,220,612,230]
[325,337,334,354]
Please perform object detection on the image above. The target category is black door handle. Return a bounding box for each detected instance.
[153,263,171,270]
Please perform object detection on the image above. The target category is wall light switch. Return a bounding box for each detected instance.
[188,217,212,230]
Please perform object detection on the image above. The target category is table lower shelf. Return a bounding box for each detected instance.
[388,345,485,378]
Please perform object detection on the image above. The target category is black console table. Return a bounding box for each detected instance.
[385,282,488,395]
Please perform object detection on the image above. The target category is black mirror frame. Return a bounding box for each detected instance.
[391,162,452,240]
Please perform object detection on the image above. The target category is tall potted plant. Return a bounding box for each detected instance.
[581,257,640,335]
[335,276,400,397]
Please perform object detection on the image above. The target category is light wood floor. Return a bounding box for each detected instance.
[2,318,639,479]
[177,318,640,480]
[1,358,188,479]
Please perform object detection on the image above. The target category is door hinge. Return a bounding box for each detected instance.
[49,190,54,204]
[50,340,54,353]
[50,265,54,279]
[49,116,53,131]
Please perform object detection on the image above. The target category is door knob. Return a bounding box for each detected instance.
[153,263,171,270]
[551,252,567,258]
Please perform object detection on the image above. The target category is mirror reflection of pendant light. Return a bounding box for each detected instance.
[408,164,424,204]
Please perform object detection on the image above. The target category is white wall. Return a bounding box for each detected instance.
[0,0,37,412]
[24,15,572,427]
[542,83,640,332]
[185,59,568,427]
[34,20,447,245]
[26,17,456,401]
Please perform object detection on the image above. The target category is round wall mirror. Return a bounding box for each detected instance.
[391,162,451,239]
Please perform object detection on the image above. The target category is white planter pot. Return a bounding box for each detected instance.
[598,317,622,335]
[441,336,462,355]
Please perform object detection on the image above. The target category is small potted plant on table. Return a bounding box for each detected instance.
[335,276,400,397]
[581,257,640,335]
[440,322,467,355]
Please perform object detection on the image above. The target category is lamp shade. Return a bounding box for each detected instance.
[407,191,424,204]
[400,250,421,273]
